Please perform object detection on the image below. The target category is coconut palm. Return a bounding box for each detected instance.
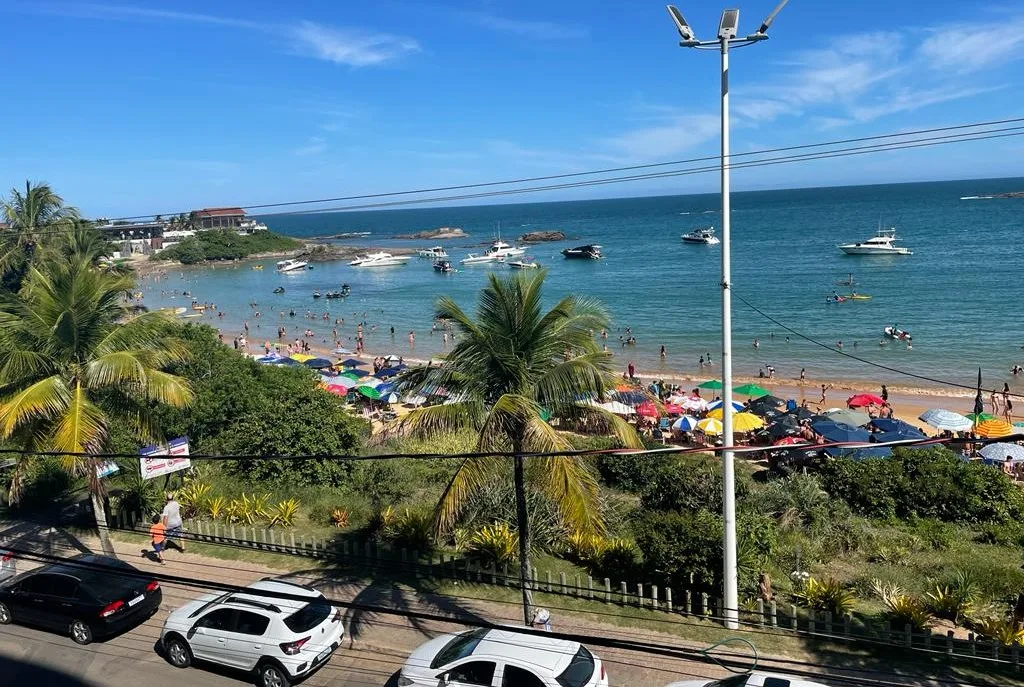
[0,256,193,554]
[1,181,81,287]
[393,270,641,622]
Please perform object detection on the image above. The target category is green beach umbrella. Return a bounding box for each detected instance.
[697,379,723,390]
[358,386,383,400]
[965,412,995,422]
[339,371,362,382]
[733,383,771,397]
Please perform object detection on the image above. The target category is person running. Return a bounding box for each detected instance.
[819,383,833,406]
[162,493,185,553]
[147,515,166,564]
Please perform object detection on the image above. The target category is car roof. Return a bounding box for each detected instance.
[224,579,322,614]
[472,629,581,675]
[45,554,136,581]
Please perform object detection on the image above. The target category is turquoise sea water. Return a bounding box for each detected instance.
[140,178,1024,392]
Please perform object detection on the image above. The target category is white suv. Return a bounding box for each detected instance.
[160,578,344,687]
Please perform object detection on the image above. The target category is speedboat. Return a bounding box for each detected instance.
[252,265,263,270]
[417,246,448,258]
[276,258,308,272]
[273,287,285,294]
[561,244,602,259]
[839,228,912,255]
[433,260,455,273]
[508,260,540,269]
[484,240,526,259]
[681,227,720,244]
[349,252,410,267]
[884,325,912,341]
[312,291,322,299]
[460,253,497,265]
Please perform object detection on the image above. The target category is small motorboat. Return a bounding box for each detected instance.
[508,260,540,269]
[433,260,455,273]
[835,273,855,286]
[884,325,912,341]
[273,287,285,294]
[839,227,912,255]
[460,253,496,265]
[418,246,448,258]
[561,244,602,259]
[681,227,720,244]
[349,252,410,267]
[312,291,322,298]
[253,264,264,270]
[276,258,308,272]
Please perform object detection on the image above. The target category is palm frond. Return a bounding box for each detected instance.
[434,456,504,534]
[536,453,605,536]
[0,376,70,438]
[48,381,107,463]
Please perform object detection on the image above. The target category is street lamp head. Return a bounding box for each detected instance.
[755,0,789,36]
[666,5,695,42]
[718,9,740,40]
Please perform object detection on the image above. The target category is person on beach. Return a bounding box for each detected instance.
[753,338,760,349]
[819,384,832,406]
[147,515,166,564]
[799,368,806,382]
[627,361,635,380]
[991,390,1001,415]
[881,385,888,402]
[660,345,667,359]
[1005,397,1014,424]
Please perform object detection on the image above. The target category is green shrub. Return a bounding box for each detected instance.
[597,453,665,494]
[909,518,957,550]
[593,539,640,580]
[632,509,722,589]
[885,594,933,631]
[793,577,856,617]
[974,521,1024,547]
[972,615,1024,646]
[746,474,832,528]
[640,455,749,513]
[114,471,163,517]
[154,229,300,264]
[467,522,519,566]
[384,508,434,551]
[926,585,973,626]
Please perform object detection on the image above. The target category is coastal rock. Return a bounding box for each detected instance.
[520,231,566,243]
[395,227,467,240]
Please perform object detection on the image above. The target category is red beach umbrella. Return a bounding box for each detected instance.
[773,436,805,446]
[664,403,684,415]
[847,393,885,408]
[326,384,348,396]
[636,401,660,418]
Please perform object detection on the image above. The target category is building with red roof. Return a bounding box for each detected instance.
[193,207,246,230]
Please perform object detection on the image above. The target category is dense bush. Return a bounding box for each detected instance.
[154,229,300,264]
[817,448,1024,523]
[639,455,749,513]
[597,453,665,494]
[632,509,722,589]
[154,325,369,486]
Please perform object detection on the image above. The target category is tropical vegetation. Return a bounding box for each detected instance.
[152,228,300,264]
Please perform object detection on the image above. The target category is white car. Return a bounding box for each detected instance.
[160,578,344,687]
[667,672,834,687]
[398,627,609,687]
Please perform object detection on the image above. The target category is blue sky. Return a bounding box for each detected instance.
[2,1,1023,217]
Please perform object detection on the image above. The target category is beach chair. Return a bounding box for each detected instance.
[658,417,671,432]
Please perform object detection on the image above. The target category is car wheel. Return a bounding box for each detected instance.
[0,602,11,624]
[258,662,291,687]
[165,636,192,668]
[69,619,93,645]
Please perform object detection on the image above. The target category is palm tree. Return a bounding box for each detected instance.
[0,257,194,554]
[1,181,80,287]
[393,270,641,622]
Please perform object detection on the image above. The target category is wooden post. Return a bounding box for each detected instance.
[843,613,851,637]
[546,570,553,593]
[824,611,832,636]
[666,587,673,612]
[808,610,816,635]
[685,590,692,617]
[904,624,912,648]
[946,630,954,657]
[637,583,644,608]
[770,600,777,627]
[574,574,580,597]
[969,632,977,656]
[269,530,275,547]
[701,593,709,617]
[290,533,296,551]
[588,576,594,600]
[604,578,611,603]
[214,523,220,540]
[489,562,496,585]
[790,605,798,631]
[651,585,659,610]
[757,599,765,627]
[620,581,628,605]
[560,572,567,595]
[1012,643,1019,670]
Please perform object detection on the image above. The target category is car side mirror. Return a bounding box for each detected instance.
[188,625,205,639]
[440,673,451,686]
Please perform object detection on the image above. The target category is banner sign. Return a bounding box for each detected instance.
[139,436,190,480]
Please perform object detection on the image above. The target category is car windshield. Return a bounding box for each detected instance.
[283,599,332,633]
[430,628,489,669]
[75,569,142,602]
[707,676,751,687]
[189,592,232,618]
[556,646,595,687]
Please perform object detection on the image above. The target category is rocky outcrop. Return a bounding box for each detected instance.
[520,231,566,242]
[395,227,468,240]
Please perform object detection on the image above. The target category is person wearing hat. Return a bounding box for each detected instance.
[161,492,185,553]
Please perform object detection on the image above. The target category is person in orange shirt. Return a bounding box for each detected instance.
[148,515,166,564]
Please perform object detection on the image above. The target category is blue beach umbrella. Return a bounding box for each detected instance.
[671,416,700,432]
[303,357,334,369]
[825,445,892,460]
[338,358,365,368]
[979,443,1024,463]
[707,399,744,412]
[869,418,923,434]
[811,420,871,444]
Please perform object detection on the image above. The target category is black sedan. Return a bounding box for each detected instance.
[0,553,162,644]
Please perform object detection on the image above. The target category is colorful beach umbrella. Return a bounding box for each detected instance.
[599,401,635,415]
[847,393,885,407]
[733,383,771,398]
[357,386,383,400]
[697,417,723,435]
[664,403,684,415]
[671,415,700,432]
[697,379,723,390]
[979,443,1024,463]
[919,408,973,432]
[338,358,364,368]
[681,396,708,412]
[289,353,315,363]
[707,406,747,420]
[325,384,348,396]
[975,418,1014,438]
[732,412,765,432]
[338,370,363,382]
[707,399,744,413]
[636,401,660,418]
[965,412,996,423]
[822,408,871,427]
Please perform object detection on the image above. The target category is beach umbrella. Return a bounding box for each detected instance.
[870,418,924,435]
[964,412,996,423]
[681,396,708,412]
[664,403,684,415]
[732,412,765,432]
[979,443,1024,463]
[707,399,744,412]
[377,382,397,396]
[615,390,649,405]
[636,401,660,418]
[357,386,383,400]
[385,392,400,404]
[303,357,334,369]
[847,393,885,407]
[822,408,871,427]
[697,379,723,390]
[747,394,784,410]
[825,445,891,460]
[975,419,1014,438]
[403,394,427,407]
[259,356,299,366]
[672,415,700,432]
[289,353,314,363]
[325,384,348,397]
[1015,421,1024,429]
[733,383,771,398]
[697,417,723,435]
[768,422,800,439]
[811,420,871,443]
[338,358,365,368]
[872,429,927,445]
[600,401,635,416]
[919,408,973,432]
[614,383,635,392]
[708,407,762,424]
[773,436,805,446]
[338,370,363,382]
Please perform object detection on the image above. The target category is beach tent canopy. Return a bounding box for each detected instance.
[847,393,885,407]
[600,401,634,415]
[871,429,927,445]
[975,419,1014,438]
[870,418,922,434]
[733,383,771,398]
[811,420,870,443]
[918,408,973,432]
[664,403,684,415]
[979,443,1024,463]
[822,408,871,427]
[672,416,700,432]
[303,357,334,369]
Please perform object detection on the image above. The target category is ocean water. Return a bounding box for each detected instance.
[139,178,1024,392]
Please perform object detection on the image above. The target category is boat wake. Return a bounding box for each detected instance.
[959,195,993,200]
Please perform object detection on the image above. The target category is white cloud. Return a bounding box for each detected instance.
[732,99,794,122]
[288,21,419,67]
[294,137,328,157]
[602,115,720,161]
[918,19,1024,74]
[848,85,1007,123]
[459,11,587,39]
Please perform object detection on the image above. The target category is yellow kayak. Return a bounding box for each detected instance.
[846,294,872,300]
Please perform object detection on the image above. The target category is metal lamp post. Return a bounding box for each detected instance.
[666,1,787,630]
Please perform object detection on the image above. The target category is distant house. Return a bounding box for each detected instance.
[193,207,246,230]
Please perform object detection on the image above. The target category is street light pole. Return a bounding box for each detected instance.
[666,1,787,630]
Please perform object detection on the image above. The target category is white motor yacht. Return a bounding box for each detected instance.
[350,252,410,267]
[417,246,448,258]
[838,228,912,255]
[508,260,540,269]
[276,258,308,273]
[681,227,720,244]
[460,253,498,265]
[485,240,526,258]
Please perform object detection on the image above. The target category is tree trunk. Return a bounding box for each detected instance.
[513,452,533,625]
[90,489,116,557]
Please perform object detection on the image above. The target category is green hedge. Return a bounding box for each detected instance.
[153,229,301,264]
